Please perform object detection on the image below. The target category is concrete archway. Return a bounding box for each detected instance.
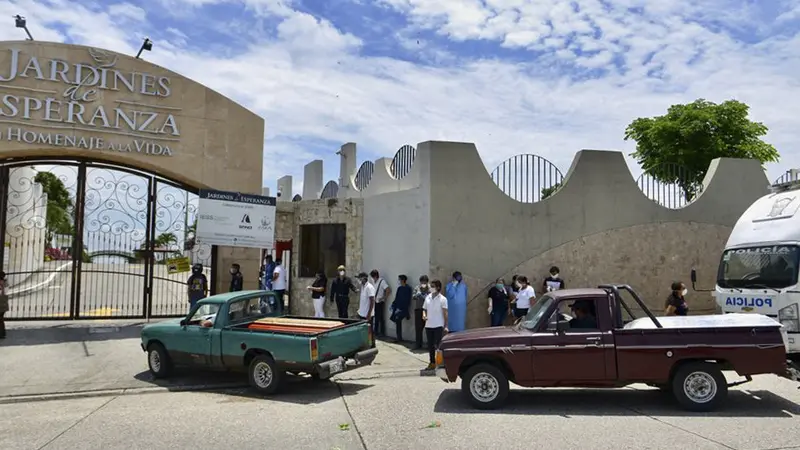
[0,41,264,319]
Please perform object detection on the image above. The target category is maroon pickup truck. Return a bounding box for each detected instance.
[435,284,800,412]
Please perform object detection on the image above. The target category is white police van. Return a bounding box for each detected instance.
[710,170,800,360]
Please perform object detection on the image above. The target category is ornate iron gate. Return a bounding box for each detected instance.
[0,158,216,320]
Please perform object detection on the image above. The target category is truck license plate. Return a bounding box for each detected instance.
[329,359,344,375]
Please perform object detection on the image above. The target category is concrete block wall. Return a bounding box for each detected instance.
[277,139,771,336]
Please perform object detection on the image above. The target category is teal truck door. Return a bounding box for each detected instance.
[172,324,213,366]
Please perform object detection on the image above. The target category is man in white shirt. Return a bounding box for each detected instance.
[423,279,448,370]
[512,275,536,319]
[369,269,391,338]
[356,272,376,323]
[271,258,287,315]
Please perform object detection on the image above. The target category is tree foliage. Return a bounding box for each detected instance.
[540,183,561,200]
[33,172,74,241]
[624,99,780,200]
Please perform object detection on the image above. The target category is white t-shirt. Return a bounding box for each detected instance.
[515,285,536,309]
[372,278,389,303]
[423,293,448,328]
[358,282,376,318]
[272,265,286,290]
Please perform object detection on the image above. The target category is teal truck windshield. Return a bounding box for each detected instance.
[718,245,800,289]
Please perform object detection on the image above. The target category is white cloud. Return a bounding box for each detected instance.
[3,0,799,196]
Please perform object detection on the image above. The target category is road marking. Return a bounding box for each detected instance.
[42,308,120,318]
[8,262,73,296]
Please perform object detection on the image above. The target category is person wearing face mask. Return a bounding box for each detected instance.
[664,281,689,316]
[229,263,243,292]
[187,263,208,312]
[487,277,509,327]
[369,269,391,338]
[390,275,412,342]
[307,270,327,318]
[423,279,448,370]
[542,266,565,292]
[331,265,358,319]
[271,258,287,315]
[412,275,431,349]
[512,275,536,319]
[445,271,467,333]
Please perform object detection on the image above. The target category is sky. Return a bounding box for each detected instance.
[1,0,799,197]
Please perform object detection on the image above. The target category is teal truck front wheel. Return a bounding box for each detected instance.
[147,342,172,379]
[249,354,282,394]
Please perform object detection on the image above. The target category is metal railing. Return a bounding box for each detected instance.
[490,154,564,203]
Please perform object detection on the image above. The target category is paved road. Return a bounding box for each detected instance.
[2,372,800,450]
[1,321,799,450]
[6,264,195,319]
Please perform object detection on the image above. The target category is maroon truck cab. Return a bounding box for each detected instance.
[436,284,797,412]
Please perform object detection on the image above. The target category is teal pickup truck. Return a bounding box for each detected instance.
[140,290,378,394]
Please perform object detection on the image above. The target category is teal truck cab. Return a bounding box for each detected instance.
[140,290,378,394]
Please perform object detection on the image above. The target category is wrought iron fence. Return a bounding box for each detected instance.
[490,154,564,203]
[320,180,339,199]
[390,145,416,180]
[635,163,703,209]
[355,161,374,191]
[773,169,800,186]
[292,194,302,202]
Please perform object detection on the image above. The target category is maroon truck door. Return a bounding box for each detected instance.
[531,297,614,382]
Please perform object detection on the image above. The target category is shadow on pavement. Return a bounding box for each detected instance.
[433,388,800,418]
[0,323,145,346]
[133,370,372,405]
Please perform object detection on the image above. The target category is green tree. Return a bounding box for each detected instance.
[155,232,178,247]
[33,172,74,243]
[541,183,561,200]
[624,99,780,201]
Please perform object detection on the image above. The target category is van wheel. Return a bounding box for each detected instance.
[461,363,509,410]
[671,362,727,412]
[147,342,172,379]
[248,354,282,395]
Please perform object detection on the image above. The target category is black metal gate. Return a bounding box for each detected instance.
[0,158,216,320]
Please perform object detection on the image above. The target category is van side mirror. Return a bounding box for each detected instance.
[690,268,697,284]
[179,319,186,326]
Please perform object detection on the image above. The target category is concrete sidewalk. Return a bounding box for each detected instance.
[0,320,430,401]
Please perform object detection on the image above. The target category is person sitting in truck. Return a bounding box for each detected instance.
[568,300,598,329]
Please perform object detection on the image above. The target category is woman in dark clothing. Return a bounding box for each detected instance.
[487,277,509,327]
[390,274,413,342]
[664,281,689,316]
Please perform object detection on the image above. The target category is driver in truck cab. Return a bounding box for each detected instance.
[568,300,597,329]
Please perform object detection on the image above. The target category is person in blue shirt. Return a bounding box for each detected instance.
[186,263,208,312]
[445,271,467,332]
[390,274,413,342]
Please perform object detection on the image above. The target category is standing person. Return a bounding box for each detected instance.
[542,266,565,293]
[307,270,327,318]
[487,277,509,327]
[229,263,243,292]
[390,274,412,342]
[664,281,689,316]
[331,265,357,318]
[412,275,430,349]
[512,275,536,319]
[423,279,448,370]
[187,263,208,312]
[261,254,276,291]
[445,271,467,333]
[272,258,287,315]
[0,271,7,339]
[356,272,376,322]
[370,269,391,338]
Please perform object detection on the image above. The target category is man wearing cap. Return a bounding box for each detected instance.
[330,265,358,318]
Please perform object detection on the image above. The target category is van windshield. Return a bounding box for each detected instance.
[718,245,800,289]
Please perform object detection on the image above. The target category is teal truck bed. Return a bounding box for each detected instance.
[140,290,378,394]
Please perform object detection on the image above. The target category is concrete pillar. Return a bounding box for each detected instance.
[338,142,357,198]
[303,159,323,200]
[261,187,270,197]
[277,175,292,201]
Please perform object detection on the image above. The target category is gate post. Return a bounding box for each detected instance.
[71,164,88,319]
[0,165,8,271]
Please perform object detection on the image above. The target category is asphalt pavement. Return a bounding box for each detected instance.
[1,321,799,450]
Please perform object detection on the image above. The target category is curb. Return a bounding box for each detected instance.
[0,382,249,404]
